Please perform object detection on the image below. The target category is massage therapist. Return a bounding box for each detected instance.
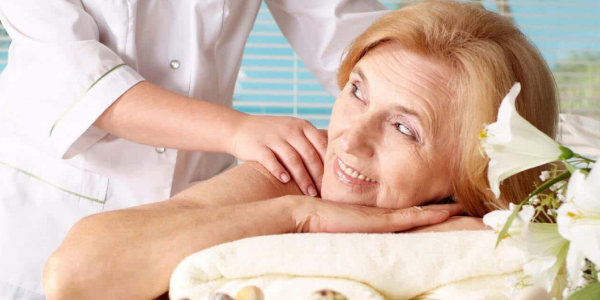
[0,1,388,298]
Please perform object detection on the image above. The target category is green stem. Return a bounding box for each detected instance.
[538,208,553,223]
[494,171,571,248]
[574,153,596,163]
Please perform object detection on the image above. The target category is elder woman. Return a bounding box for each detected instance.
[43,1,558,299]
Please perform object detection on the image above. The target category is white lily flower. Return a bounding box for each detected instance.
[560,114,600,150]
[480,83,565,198]
[522,222,569,293]
[557,165,600,288]
[483,204,535,248]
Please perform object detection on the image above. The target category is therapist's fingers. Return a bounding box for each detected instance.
[256,147,291,184]
[270,141,317,197]
[287,132,325,192]
[318,129,328,139]
[303,127,328,164]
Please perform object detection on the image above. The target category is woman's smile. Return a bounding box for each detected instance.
[333,157,378,186]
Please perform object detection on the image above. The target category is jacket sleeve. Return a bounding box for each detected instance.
[0,0,144,159]
[264,0,389,97]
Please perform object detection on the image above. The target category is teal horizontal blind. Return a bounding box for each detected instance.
[233,7,334,130]
[0,23,7,72]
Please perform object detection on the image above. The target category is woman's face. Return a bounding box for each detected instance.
[321,43,456,209]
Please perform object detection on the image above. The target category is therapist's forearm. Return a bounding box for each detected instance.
[43,199,294,300]
[94,81,244,153]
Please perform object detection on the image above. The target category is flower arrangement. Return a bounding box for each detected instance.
[480,83,600,300]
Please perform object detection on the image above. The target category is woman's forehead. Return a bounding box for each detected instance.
[354,43,453,101]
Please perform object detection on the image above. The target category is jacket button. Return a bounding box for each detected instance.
[170,60,180,69]
[155,147,166,154]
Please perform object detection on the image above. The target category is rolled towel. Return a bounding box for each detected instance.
[170,231,526,300]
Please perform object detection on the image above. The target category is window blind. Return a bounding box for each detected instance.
[0,23,7,72]
[0,0,598,156]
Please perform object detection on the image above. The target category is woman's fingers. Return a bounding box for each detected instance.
[419,203,464,216]
[292,197,463,233]
[383,206,451,233]
[271,142,317,197]
[407,216,487,233]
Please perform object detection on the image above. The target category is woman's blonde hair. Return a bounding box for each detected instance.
[337,0,559,217]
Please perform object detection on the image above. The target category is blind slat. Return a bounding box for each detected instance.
[234,102,334,108]
[241,66,309,72]
[235,90,329,96]
[239,78,319,84]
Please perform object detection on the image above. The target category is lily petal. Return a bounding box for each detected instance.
[482,83,562,198]
[565,241,588,289]
[483,205,535,249]
[522,222,570,292]
[557,165,600,289]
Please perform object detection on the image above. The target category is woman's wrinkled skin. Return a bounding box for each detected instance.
[321,43,458,209]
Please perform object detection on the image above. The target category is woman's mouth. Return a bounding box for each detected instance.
[333,157,378,186]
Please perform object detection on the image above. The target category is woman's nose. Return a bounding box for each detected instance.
[339,120,375,158]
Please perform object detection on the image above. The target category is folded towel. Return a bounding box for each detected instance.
[169,231,525,300]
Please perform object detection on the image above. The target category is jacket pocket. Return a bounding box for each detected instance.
[0,139,109,208]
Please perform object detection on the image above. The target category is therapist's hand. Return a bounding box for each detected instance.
[229,114,327,197]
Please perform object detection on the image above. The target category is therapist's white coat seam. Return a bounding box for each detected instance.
[0,280,44,300]
[213,0,228,102]
[48,63,127,137]
[0,160,105,204]
[124,0,131,67]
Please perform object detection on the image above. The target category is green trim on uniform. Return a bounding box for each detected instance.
[0,160,105,204]
[49,63,127,136]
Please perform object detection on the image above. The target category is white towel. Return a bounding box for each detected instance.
[169,231,526,300]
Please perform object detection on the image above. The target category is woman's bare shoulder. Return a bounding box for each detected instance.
[171,162,303,207]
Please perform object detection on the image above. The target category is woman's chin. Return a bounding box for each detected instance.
[320,186,375,206]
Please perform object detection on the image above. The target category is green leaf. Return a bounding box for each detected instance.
[567,282,600,300]
[494,171,572,248]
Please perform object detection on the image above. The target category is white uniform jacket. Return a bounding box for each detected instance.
[0,0,388,298]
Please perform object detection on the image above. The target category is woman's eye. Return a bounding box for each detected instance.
[351,84,364,101]
[396,123,413,137]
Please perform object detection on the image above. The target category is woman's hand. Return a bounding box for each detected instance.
[229,115,328,197]
[407,216,488,233]
[285,195,464,233]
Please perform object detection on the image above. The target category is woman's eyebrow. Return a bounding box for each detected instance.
[351,67,369,87]
[394,104,430,135]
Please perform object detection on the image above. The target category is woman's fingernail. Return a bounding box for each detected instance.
[308,186,317,197]
[280,173,290,183]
